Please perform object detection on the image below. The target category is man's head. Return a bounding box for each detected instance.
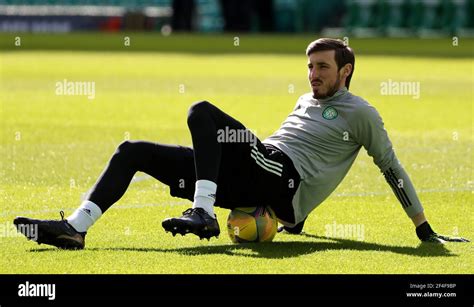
[306,38,355,99]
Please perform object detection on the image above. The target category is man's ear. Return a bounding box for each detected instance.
[341,63,352,78]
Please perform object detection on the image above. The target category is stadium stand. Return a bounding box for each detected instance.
[0,0,472,36]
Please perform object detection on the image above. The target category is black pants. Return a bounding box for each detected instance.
[86,101,300,223]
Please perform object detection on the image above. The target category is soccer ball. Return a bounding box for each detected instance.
[226,207,278,243]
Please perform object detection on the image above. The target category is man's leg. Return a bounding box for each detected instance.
[162,100,255,239]
[14,141,196,249]
[69,141,195,231]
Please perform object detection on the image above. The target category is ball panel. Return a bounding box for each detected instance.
[227,208,258,243]
[227,206,277,243]
[256,207,277,242]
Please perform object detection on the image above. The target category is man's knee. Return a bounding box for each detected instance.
[187,100,213,126]
[115,140,137,158]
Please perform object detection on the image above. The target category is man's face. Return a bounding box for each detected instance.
[307,50,343,99]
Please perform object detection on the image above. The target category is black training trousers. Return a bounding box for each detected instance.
[85,101,300,223]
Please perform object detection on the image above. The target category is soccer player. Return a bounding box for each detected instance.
[14,38,469,249]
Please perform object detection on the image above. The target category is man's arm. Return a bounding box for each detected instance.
[351,104,469,243]
[352,104,424,220]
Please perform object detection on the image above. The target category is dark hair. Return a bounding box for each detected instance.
[306,38,355,89]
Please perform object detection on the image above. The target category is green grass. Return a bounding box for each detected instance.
[0,35,472,274]
[1,33,473,58]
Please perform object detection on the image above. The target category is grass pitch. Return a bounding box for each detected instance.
[0,35,472,274]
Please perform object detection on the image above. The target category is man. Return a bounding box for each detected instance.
[14,38,468,249]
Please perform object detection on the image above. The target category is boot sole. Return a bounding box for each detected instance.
[162,219,219,240]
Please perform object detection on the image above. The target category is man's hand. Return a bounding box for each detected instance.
[277,218,306,234]
[423,233,470,244]
[416,221,470,243]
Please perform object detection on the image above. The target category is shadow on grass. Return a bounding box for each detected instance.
[29,233,457,259]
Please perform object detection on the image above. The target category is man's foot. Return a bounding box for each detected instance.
[13,211,86,250]
[162,208,220,240]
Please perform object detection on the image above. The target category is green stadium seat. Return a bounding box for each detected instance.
[440,0,472,35]
[195,0,223,32]
[344,0,381,36]
[382,0,414,36]
[273,0,303,32]
[343,0,473,37]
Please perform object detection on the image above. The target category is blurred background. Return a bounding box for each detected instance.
[0,0,473,37]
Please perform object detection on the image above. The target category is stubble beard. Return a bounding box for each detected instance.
[312,73,342,99]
